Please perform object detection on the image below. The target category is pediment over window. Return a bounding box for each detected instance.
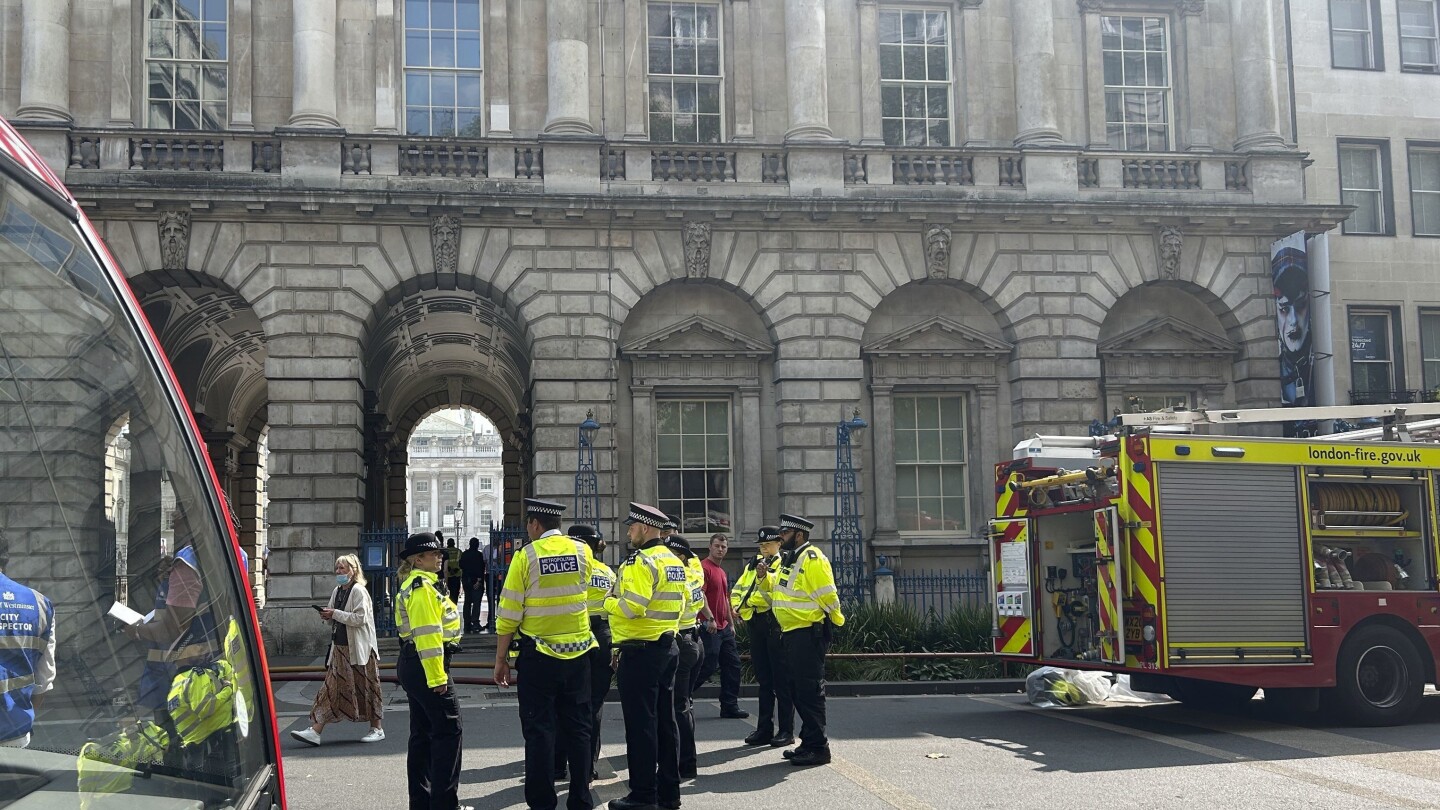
[1098,316,1237,358]
[620,315,773,359]
[862,316,1012,359]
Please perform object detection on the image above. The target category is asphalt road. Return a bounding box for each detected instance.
[274,672,1440,810]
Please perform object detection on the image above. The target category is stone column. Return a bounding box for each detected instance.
[622,0,648,139]
[289,0,340,127]
[230,0,255,129]
[1010,0,1063,145]
[374,0,399,132]
[740,387,764,535]
[1231,0,1288,151]
[631,386,655,503]
[730,0,757,141]
[16,0,72,121]
[1176,4,1209,150]
[856,0,883,145]
[545,0,595,134]
[783,0,834,141]
[869,385,897,542]
[959,2,988,145]
[1079,8,1108,148]
[430,473,440,526]
[486,0,512,135]
[108,0,132,126]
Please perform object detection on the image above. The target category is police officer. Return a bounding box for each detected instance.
[665,535,709,781]
[760,514,845,767]
[396,532,468,810]
[494,499,596,810]
[730,526,793,748]
[605,503,687,810]
[553,524,614,784]
[0,544,55,749]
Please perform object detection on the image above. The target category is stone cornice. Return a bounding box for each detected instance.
[621,315,774,359]
[863,316,1013,358]
[1098,316,1238,358]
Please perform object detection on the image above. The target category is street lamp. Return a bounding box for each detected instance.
[575,410,601,529]
[832,408,868,604]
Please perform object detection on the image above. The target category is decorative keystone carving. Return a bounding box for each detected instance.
[1077,0,1104,12]
[924,225,952,279]
[683,222,712,278]
[157,210,191,271]
[1158,225,1183,279]
[430,214,460,275]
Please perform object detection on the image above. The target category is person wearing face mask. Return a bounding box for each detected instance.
[291,554,385,746]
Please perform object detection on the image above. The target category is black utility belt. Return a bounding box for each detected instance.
[677,627,700,638]
[616,632,675,650]
[781,622,826,635]
[400,640,461,657]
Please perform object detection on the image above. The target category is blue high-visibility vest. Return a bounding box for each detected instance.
[0,571,54,743]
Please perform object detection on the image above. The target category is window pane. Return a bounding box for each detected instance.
[674,81,697,113]
[674,39,697,74]
[202,23,226,60]
[432,73,456,107]
[407,32,429,67]
[915,397,940,429]
[432,32,456,67]
[457,0,482,29]
[897,469,917,498]
[894,429,916,463]
[657,401,679,434]
[880,44,902,80]
[927,86,948,118]
[458,75,482,108]
[1342,188,1382,232]
[903,86,925,117]
[938,396,962,428]
[917,429,942,463]
[879,11,901,44]
[918,466,943,497]
[456,31,481,69]
[434,0,456,26]
[928,121,949,147]
[405,108,429,135]
[881,85,901,118]
[927,45,948,81]
[698,41,720,76]
[1332,0,1370,29]
[903,45,925,80]
[406,0,429,28]
[1402,37,1438,69]
[1416,191,1440,235]
[1341,146,1380,187]
[658,470,681,498]
[883,119,903,146]
[1123,52,1145,85]
[1146,53,1167,86]
[1332,30,1368,68]
[1144,17,1166,50]
[706,435,728,466]
[903,11,925,44]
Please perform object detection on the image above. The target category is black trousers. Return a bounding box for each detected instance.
[397,651,463,810]
[781,624,829,752]
[554,619,613,774]
[518,645,594,810]
[462,579,485,631]
[673,630,703,773]
[616,636,680,805]
[749,612,793,736]
[693,624,743,711]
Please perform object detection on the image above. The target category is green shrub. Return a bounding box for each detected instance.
[733,601,1007,682]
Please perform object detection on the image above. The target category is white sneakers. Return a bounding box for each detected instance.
[291,726,385,745]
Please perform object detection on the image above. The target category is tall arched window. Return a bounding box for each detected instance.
[144,0,228,129]
[404,0,484,137]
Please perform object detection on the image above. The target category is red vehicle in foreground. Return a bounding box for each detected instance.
[0,119,284,807]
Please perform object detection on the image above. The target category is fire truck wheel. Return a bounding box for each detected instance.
[1165,678,1257,709]
[1332,624,1423,727]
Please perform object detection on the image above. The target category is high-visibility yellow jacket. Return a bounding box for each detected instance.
[730,553,778,621]
[396,569,462,688]
[496,531,597,659]
[761,542,846,632]
[679,556,705,629]
[588,559,616,618]
[605,541,687,643]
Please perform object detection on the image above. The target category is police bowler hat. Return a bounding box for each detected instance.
[400,532,445,559]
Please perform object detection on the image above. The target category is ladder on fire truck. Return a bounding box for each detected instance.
[1118,402,1440,442]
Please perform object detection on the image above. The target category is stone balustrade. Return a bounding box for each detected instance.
[55,127,1301,206]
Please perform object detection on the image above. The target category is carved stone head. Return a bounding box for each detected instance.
[1158,225,1183,279]
[430,214,460,276]
[157,210,191,271]
[683,222,712,279]
[924,225,952,279]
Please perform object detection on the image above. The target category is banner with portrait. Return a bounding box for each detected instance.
[1271,232,1313,436]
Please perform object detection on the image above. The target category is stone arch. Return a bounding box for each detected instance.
[861,281,1014,562]
[617,280,776,547]
[393,405,506,542]
[362,277,534,527]
[1097,282,1246,416]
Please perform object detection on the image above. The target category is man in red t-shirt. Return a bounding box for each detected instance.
[694,534,748,718]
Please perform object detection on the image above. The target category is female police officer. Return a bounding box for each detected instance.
[396,531,469,810]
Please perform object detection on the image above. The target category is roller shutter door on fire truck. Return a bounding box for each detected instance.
[1154,462,1309,664]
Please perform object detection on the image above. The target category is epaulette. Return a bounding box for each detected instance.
[623,549,641,565]
[806,549,819,560]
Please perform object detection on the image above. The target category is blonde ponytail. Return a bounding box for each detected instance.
[397,558,415,581]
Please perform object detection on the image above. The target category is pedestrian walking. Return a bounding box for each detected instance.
[760,514,845,767]
[0,543,55,749]
[395,532,469,810]
[730,526,793,747]
[553,524,614,784]
[460,537,487,633]
[692,533,747,720]
[493,499,596,810]
[290,554,385,746]
[665,535,708,780]
[605,503,687,810]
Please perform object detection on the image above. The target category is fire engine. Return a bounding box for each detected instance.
[991,403,1440,725]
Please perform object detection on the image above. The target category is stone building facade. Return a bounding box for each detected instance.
[406,410,505,542]
[0,0,1344,652]
[1290,2,1440,406]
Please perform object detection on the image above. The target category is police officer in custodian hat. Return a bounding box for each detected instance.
[731,525,794,748]
[493,498,597,810]
[759,514,845,767]
[605,503,688,810]
[553,523,615,784]
[395,531,468,810]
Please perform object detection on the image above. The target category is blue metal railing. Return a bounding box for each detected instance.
[484,524,527,631]
[360,524,410,637]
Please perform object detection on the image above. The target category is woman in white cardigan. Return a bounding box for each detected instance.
[291,554,385,745]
